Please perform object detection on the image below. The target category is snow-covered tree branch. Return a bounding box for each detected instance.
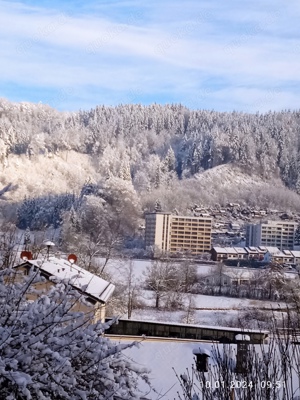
[0,267,151,399]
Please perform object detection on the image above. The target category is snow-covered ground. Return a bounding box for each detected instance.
[104,258,285,326]
[104,257,215,281]
[130,289,282,319]
[121,339,300,399]
[122,340,199,399]
[128,307,242,327]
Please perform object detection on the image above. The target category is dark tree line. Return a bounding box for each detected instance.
[16,193,76,230]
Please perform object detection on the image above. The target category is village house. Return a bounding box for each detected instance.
[244,246,261,259]
[282,250,300,265]
[205,270,254,286]
[211,245,298,265]
[211,247,248,262]
[14,256,115,323]
[262,247,293,264]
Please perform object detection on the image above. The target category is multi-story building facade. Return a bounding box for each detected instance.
[145,212,212,256]
[246,220,298,250]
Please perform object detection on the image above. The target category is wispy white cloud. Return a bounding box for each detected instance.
[0,0,299,111]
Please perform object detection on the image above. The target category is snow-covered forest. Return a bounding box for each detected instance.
[1,99,300,186]
[1,98,300,239]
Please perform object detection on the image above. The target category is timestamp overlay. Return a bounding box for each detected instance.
[199,380,286,390]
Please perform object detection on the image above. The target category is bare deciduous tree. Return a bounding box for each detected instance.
[143,259,179,309]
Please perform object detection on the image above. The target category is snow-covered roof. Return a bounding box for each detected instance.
[193,346,211,356]
[212,247,239,254]
[265,247,283,255]
[212,247,228,253]
[224,247,238,254]
[248,246,258,251]
[257,246,268,252]
[264,248,290,257]
[18,257,115,303]
[233,247,247,254]
[291,251,300,258]
[113,318,268,334]
[244,247,259,253]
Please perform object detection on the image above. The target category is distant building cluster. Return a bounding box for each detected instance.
[144,211,300,263]
[145,212,212,256]
[211,246,300,265]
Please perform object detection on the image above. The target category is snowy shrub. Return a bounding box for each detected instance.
[0,268,150,399]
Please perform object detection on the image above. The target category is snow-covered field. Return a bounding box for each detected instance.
[104,258,215,280]
[104,258,284,326]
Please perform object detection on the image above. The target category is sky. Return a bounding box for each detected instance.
[0,0,300,112]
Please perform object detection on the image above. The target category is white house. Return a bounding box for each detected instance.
[204,269,254,286]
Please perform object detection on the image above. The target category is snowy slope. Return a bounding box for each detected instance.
[1,151,95,201]
[194,164,284,191]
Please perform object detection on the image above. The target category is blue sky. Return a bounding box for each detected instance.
[0,0,299,112]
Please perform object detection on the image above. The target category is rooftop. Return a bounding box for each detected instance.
[18,256,115,303]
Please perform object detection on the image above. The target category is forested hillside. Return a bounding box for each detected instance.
[1,99,300,185]
[1,98,300,222]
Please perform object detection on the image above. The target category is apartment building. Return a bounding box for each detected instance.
[246,220,298,250]
[145,212,212,256]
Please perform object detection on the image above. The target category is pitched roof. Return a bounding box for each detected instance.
[290,251,300,258]
[212,247,228,253]
[233,247,247,254]
[244,247,259,253]
[265,247,283,255]
[16,257,115,303]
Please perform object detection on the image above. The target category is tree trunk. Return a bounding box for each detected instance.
[155,293,159,308]
[128,299,132,319]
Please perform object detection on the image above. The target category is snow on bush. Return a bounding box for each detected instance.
[0,268,151,399]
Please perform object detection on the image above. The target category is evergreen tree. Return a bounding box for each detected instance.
[164,147,176,172]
